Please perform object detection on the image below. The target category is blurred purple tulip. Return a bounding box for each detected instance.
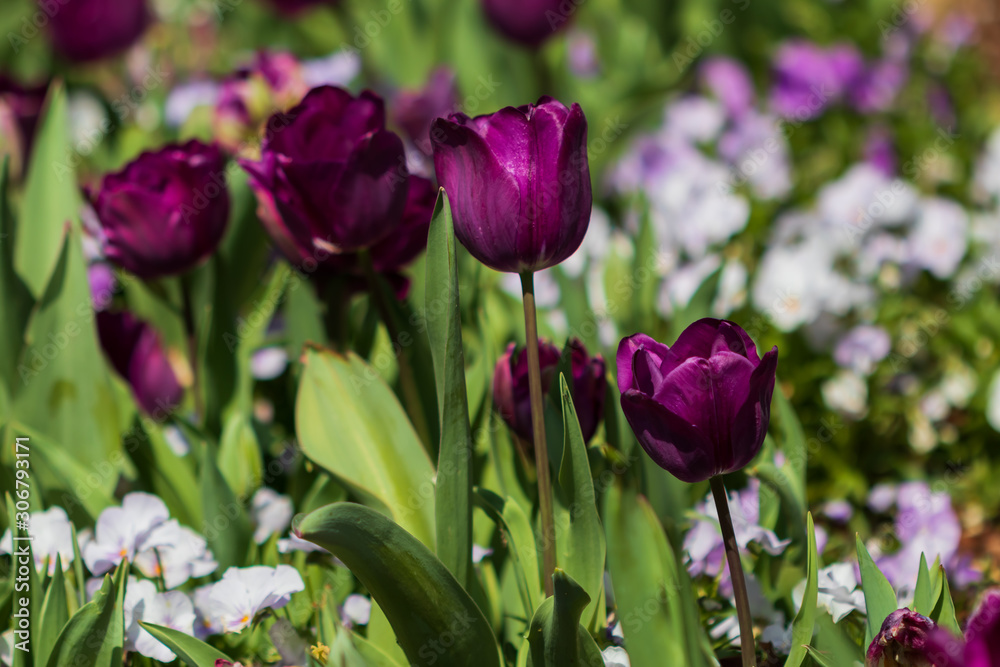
[617,319,778,483]
[0,75,46,178]
[92,140,230,279]
[866,609,936,667]
[239,86,409,265]
[494,338,606,444]
[45,0,150,62]
[431,96,591,274]
[392,67,460,158]
[920,589,1000,667]
[481,0,572,47]
[96,311,183,416]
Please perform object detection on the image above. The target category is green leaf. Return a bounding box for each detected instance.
[604,483,705,667]
[425,189,473,586]
[198,441,253,571]
[139,621,233,666]
[475,489,542,618]
[46,560,127,667]
[929,566,960,636]
[785,513,818,667]
[217,412,262,499]
[296,502,501,667]
[296,349,436,547]
[804,645,838,667]
[912,554,936,615]
[857,534,898,648]
[0,158,34,412]
[16,80,81,298]
[522,570,604,667]
[37,556,70,667]
[554,374,606,631]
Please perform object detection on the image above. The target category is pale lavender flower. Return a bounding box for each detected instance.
[907,198,968,278]
[849,60,908,113]
[718,110,792,200]
[164,80,220,128]
[250,488,294,545]
[661,95,726,144]
[567,30,600,78]
[821,499,854,523]
[133,521,218,589]
[193,584,223,639]
[0,507,76,575]
[207,565,305,633]
[124,578,197,662]
[341,594,371,627]
[770,41,862,119]
[834,325,891,376]
[250,347,289,380]
[88,263,117,312]
[700,56,755,119]
[864,127,896,177]
[83,493,171,575]
[301,49,361,88]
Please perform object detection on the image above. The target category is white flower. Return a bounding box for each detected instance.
[988,369,1000,433]
[163,425,190,456]
[718,110,793,200]
[661,95,726,144]
[760,621,794,654]
[207,566,305,633]
[301,49,361,88]
[793,563,866,622]
[817,163,918,243]
[277,533,329,554]
[250,488,294,545]
[0,629,13,667]
[658,255,721,317]
[251,348,289,380]
[821,371,868,418]
[83,493,171,575]
[192,584,223,639]
[134,521,217,589]
[601,646,631,667]
[164,80,220,128]
[907,197,968,278]
[472,544,493,564]
[341,594,371,627]
[0,507,75,575]
[715,258,748,317]
[833,325,891,376]
[124,578,197,662]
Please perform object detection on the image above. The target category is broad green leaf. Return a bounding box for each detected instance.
[813,614,865,666]
[296,502,501,667]
[425,190,472,586]
[785,513,818,667]
[929,566,960,636]
[296,349,436,547]
[16,81,81,297]
[554,374,605,631]
[604,483,696,667]
[772,387,808,492]
[139,622,232,666]
[0,158,33,412]
[522,570,603,667]
[218,412,262,499]
[475,489,542,618]
[198,441,253,571]
[37,556,70,667]
[912,554,936,615]
[857,535,898,648]
[804,645,838,667]
[12,229,121,496]
[46,560,127,667]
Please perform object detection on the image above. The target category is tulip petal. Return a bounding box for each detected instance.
[620,390,716,483]
[267,86,384,161]
[631,348,664,396]
[965,589,1000,665]
[728,347,778,472]
[616,333,668,394]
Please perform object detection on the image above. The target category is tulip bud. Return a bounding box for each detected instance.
[46,0,150,63]
[921,588,1000,667]
[494,338,606,444]
[239,86,410,265]
[96,311,183,416]
[392,67,459,159]
[616,319,778,483]
[481,0,574,48]
[866,610,937,667]
[92,140,230,280]
[431,97,591,274]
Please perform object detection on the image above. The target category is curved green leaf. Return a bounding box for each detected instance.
[522,570,603,667]
[857,534,898,648]
[46,560,126,667]
[296,502,500,667]
[929,565,960,636]
[199,440,253,570]
[139,621,232,666]
[296,349,436,547]
[37,556,70,667]
[475,489,541,618]
[912,553,937,615]
[785,512,818,667]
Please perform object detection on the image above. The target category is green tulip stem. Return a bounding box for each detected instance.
[710,475,756,667]
[520,271,556,598]
[180,274,204,422]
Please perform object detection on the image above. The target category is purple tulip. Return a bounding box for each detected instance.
[494,338,606,444]
[96,311,183,416]
[431,96,591,274]
[617,319,778,483]
[239,86,409,265]
[866,609,936,667]
[392,67,460,158]
[0,75,46,178]
[481,0,571,47]
[920,589,1000,667]
[92,140,230,280]
[45,0,150,62]
[264,0,333,14]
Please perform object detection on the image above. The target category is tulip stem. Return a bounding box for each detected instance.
[710,475,756,667]
[520,271,556,598]
[180,275,204,422]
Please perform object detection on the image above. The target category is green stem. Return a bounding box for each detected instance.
[520,271,556,598]
[710,475,756,667]
[180,275,203,422]
[320,276,349,351]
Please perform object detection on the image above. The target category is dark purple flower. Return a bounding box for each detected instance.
[494,338,606,444]
[770,41,862,119]
[481,0,571,48]
[392,67,459,158]
[849,60,908,113]
[88,263,117,312]
[431,96,591,274]
[921,589,1000,667]
[45,0,150,62]
[0,75,46,178]
[866,609,936,667]
[92,140,230,279]
[264,0,333,14]
[865,127,896,177]
[239,86,409,265]
[617,319,778,483]
[700,57,755,119]
[96,311,183,416]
